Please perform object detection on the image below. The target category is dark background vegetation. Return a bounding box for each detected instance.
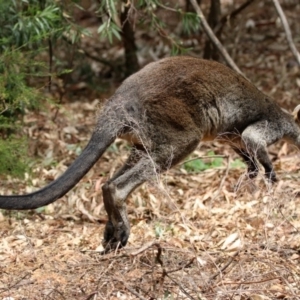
[0,0,300,299]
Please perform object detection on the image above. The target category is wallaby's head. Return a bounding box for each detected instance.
[293,104,300,126]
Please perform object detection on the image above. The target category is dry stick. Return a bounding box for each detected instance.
[114,277,148,300]
[85,241,162,261]
[211,155,230,203]
[0,264,43,294]
[214,276,282,287]
[189,0,245,77]
[84,292,98,300]
[215,0,255,35]
[130,240,161,256]
[272,0,300,66]
[208,250,239,283]
[165,274,197,300]
[162,257,195,274]
[153,246,197,300]
[182,155,229,165]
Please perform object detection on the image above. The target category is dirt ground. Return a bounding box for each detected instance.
[1,1,300,299]
[1,94,300,299]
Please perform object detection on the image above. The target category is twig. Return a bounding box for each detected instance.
[166,274,197,300]
[130,240,161,256]
[189,0,245,77]
[215,0,255,35]
[0,101,7,115]
[155,242,164,266]
[84,241,163,261]
[0,264,43,294]
[114,277,148,300]
[84,291,98,300]
[83,48,115,68]
[62,36,114,68]
[211,155,230,202]
[272,0,300,66]
[162,257,195,274]
[208,251,239,283]
[214,276,282,287]
[181,155,229,165]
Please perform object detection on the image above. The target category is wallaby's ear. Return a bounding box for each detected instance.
[292,104,300,122]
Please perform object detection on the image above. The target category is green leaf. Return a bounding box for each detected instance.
[230,159,246,169]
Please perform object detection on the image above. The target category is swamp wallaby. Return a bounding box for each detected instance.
[0,56,300,250]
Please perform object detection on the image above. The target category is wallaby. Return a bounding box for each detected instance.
[0,56,300,250]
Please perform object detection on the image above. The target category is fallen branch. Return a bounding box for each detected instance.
[114,277,148,300]
[166,274,197,300]
[215,0,255,35]
[189,0,245,77]
[214,276,282,287]
[272,0,300,66]
[208,251,239,283]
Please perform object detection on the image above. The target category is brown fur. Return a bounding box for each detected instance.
[1,56,300,250]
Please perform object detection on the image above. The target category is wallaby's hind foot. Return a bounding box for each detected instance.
[102,220,129,251]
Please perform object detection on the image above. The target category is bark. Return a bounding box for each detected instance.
[203,0,221,60]
[120,4,140,76]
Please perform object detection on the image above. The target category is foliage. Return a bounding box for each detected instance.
[230,158,246,169]
[183,151,223,173]
[0,0,87,177]
[0,50,40,130]
[97,0,200,54]
[0,136,29,178]
[183,152,246,173]
[0,0,61,50]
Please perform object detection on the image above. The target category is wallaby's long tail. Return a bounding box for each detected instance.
[0,127,116,210]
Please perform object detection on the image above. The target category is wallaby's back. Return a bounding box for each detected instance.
[113,56,287,143]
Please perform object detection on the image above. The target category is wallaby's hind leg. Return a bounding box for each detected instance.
[241,121,279,183]
[102,147,147,249]
[107,144,146,182]
[102,155,152,250]
[232,147,259,179]
[102,136,200,250]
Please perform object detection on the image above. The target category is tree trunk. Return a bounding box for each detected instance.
[203,0,221,60]
[120,5,139,76]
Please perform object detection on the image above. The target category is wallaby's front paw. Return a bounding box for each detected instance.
[102,220,130,251]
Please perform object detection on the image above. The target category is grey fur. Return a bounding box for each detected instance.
[0,56,300,250]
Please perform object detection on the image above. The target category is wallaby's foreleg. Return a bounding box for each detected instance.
[241,122,279,183]
[231,147,259,179]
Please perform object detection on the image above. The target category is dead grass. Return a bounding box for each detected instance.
[0,96,300,299]
[1,2,300,297]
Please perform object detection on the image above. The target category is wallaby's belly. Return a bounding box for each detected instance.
[119,132,142,145]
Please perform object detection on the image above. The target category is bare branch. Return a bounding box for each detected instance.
[272,0,300,66]
[215,0,255,35]
[189,0,245,77]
